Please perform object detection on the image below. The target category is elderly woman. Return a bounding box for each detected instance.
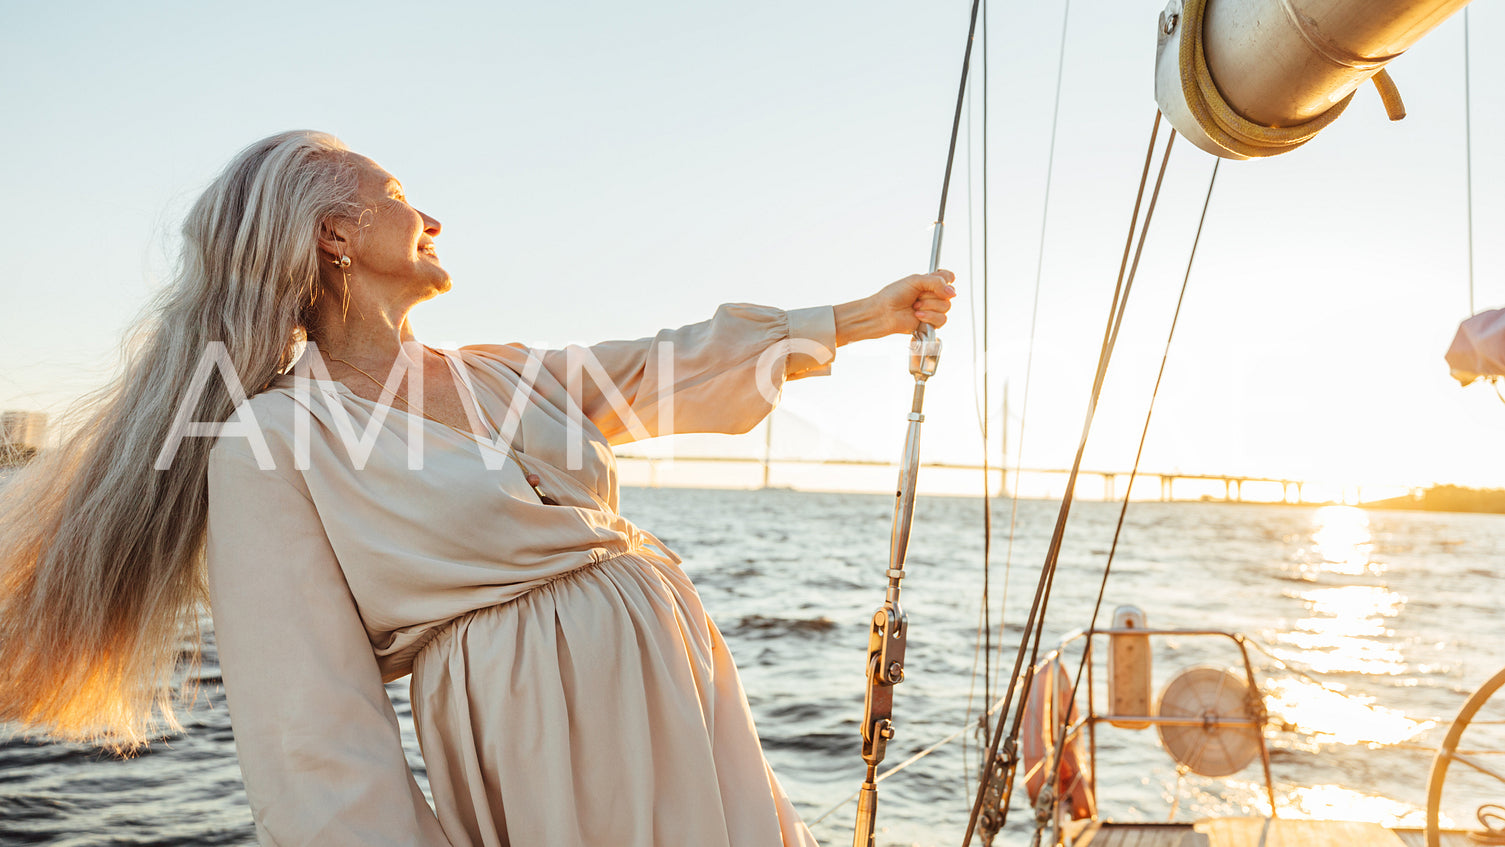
[0,131,954,847]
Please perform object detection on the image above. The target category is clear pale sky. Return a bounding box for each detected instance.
[1,0,1501,490]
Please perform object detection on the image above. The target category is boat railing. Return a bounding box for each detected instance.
[1038,625,1278,823]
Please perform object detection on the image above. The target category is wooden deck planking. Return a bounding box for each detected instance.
[1392,830,1482,847]
[1069,821,1481,847]
[1070,822,1204,847]
[1194,817,1404,846]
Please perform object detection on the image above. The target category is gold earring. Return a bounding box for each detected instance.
[332,255,351,268]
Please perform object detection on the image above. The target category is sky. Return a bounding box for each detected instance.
[0,0,1501,491]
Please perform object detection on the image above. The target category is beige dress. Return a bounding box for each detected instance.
[205,304,835,847]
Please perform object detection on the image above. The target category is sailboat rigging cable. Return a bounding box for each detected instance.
[980,0,994,728]
[1068,156,1221,701]
[991,129,1181,844]
[1464,7,1476,315]
[851,1,984,844]
[962,116,1175,846]
[979,0,996,736]
[961,0,995,803]
[1033,158,1239,838]
[1074,156,1220,684]
[815,691,1011,827]
[965,0,1075,804]
[988,0,1075,711]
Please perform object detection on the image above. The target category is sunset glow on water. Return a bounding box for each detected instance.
[4,492,1503,845]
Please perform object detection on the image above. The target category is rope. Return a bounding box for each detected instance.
[960,114,1171,847]
[961,0,993,799]
[1174,0,1404,158]
[1046,158,1221,823]
[989,0,1073,707]
[1472,805,1505,845]
[971,118,1173,846]
[1072,154,1219,682]
[813,694,1010,826]
[1168,765,1189,822]
[963,40,980,801]
[980,0,995,730]
[966,0,1077,802]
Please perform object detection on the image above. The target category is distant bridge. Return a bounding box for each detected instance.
[613,453,1417,504]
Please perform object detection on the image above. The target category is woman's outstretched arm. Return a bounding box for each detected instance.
[461,270,956,445]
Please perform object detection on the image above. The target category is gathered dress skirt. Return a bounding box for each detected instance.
[411,548,819,847]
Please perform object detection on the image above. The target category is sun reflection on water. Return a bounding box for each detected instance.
[1299,505,1381,577]
[1182,780,1430,829]
[1277,583,1409,675]
[1243,504,1433,826]
[1275,507,1409,674]
[1265,677,1434,747]
[1302,584,1401,620]
[1274,634,1409,675]
[1274,784,1425,828]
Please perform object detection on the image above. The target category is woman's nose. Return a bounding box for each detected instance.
[420,210,442,236]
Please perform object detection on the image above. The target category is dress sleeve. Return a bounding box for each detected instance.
[206,438,451,847]
[504,303,836,445]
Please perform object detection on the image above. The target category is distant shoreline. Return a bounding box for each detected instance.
[616,483,1505,516]
[1360,485,1505,515]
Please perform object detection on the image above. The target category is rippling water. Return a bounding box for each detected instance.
[3,489,1504,846]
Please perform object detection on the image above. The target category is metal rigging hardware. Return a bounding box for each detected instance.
[852,226,945,847]
[851,2,983,844]
[963,114,1172,847]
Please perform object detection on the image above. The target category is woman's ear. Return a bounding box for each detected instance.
[317,218,350,265]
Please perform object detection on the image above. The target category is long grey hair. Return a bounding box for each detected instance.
[0,130,358,749]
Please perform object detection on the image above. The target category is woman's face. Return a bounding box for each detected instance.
[336,154,449,300]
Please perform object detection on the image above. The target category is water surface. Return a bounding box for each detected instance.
[3,490,1502,846]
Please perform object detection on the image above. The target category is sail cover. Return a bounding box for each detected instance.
[1446,308,1505,385]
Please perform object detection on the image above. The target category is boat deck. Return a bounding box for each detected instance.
[1066,819,1478,846]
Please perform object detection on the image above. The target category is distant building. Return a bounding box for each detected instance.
[1,410,49,466]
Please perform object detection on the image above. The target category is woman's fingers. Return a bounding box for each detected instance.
[907,269,956,328]
[907,270,956,296]
[839,271,958,345]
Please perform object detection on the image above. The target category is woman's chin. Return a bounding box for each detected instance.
[425,269,454,297]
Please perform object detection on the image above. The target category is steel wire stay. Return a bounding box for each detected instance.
[851,1,986,844]
[961,112,1168,847]
[1036,156,1224,845]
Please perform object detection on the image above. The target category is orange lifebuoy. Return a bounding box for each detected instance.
[1020,656,1096,821]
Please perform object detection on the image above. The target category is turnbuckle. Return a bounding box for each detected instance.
[978,737,1019,846]
[859,603,908,765]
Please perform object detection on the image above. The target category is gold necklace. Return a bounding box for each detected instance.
[326,351,560,506]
